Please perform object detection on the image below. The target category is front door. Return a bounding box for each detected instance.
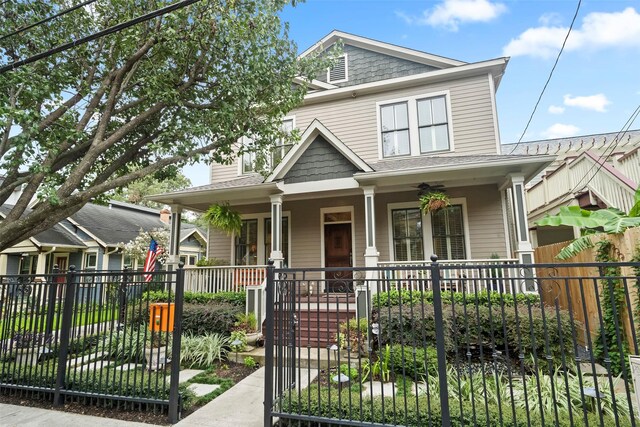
[324,223,352,292]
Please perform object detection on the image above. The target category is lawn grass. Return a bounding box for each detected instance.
[0,304,118,339]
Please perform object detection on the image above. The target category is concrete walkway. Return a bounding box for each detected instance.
[0,403,157,427]
[175,366,318,427]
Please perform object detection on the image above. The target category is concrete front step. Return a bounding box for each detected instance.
[237,346,365,369]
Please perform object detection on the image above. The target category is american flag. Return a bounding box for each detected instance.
[143,239,160,282]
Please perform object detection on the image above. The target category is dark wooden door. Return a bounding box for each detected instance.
[324,223,353,292]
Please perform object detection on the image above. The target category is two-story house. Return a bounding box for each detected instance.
[151,31,553,292]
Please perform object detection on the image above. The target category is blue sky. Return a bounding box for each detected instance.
[184,0,640,186]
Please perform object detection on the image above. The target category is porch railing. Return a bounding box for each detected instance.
[183,265,267,293]
[378,258,523,293]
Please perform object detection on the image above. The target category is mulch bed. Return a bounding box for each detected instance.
[0,362,256,425]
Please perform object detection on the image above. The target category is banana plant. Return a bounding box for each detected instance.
[535,186,640,259]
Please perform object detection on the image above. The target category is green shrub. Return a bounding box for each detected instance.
[373,289,540,309]
[181,303,243,336]
[331,363,358,383]
[195,257,230,267]
[144,290,245,307]
[335,317,368,354]
[388,344,437,380]
[181,333,230,368]
[376,303,575,370]
[243,356,258,369]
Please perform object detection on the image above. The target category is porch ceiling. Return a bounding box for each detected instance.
[149,154,554,212]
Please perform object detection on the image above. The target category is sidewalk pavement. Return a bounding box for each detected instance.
[0,403,158,427]
[0,365,318,426]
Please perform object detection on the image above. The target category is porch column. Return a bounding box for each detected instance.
[168,205,182,267]
[509,174,536,292]
[0,254,7,275]
[269,194,284,268]
[35,252,48,275]
[360,186,379,333]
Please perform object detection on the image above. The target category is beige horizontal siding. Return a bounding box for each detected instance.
[207,184,509,266]
[211,74,497,182]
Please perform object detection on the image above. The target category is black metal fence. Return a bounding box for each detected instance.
[264,258,640,427]
[0,265,185,422]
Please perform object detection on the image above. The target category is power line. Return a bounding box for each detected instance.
[0,0,202,74]
[0,0,100,43]
[569,103,640,195]
[508,0,582,155]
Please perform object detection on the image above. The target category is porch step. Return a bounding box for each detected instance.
[268,306,356,349]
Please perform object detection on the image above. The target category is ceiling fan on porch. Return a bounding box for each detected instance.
[415,182,446,197]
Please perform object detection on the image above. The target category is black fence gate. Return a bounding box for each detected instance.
[0,265,185,422]
[264,258,640,426]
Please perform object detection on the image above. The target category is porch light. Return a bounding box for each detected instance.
[232,339,243,363]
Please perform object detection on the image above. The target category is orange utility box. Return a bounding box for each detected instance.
[148,303,175,332]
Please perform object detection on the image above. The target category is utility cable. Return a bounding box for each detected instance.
[0,0,100,42]
[569,103,640,194]
[0,0,202,74]
[508,0,582,155]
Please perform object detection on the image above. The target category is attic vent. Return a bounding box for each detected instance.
[327,54,348,83]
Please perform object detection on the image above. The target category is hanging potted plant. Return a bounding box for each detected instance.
[203,202,242,235]
[419,191,450,214]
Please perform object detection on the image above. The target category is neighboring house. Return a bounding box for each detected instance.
[503,129,640,247]
[150,31,554,286]
[0,201,206,275]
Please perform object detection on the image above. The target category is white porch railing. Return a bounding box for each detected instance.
[617,148,639,188]
[528,151,637,213]
[183,265,267,293]
[377,259,526,294]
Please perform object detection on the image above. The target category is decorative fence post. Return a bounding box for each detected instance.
[168,263,185,423]
[44,265,59,341]
[54,265,76,406]
[430,255,451,425]
[118,266,129,327]
[264,260,275,427]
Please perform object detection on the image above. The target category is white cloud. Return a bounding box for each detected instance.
[563,94,611,112]
[538,12,562,26]
[548,105,565,114]
[503,7,640,58]
[542,123,580,139]
[397,0,506,31]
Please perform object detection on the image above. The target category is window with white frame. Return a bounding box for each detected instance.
[271,119,294,167]
[241,136,257,174]
[391,208,424,261]
[431,205,466,260]
[241,118,295,174]
[235,219,258,265]
[84,252,97,271]
[379,93,452,158]
[418,96,450,153]
[380,102,410,157]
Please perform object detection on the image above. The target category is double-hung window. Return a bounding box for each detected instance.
[241,137,257,174]
[381,102,410,157]
[391,208,424,261]
[271,118,294,167]
[431,205,466,260]
[379,93,451,158]
[418,96,449,153]
[235,219,258,265]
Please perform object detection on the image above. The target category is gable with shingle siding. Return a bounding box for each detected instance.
[283,135,361,183]
[317,44,437,87]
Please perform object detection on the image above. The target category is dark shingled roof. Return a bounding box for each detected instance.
[163,175,266,195]
[180,223,206,241]
[0,205,86,248]
[366,154,539,173]
[71,202,166,246]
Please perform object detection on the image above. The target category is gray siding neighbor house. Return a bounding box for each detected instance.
[0,201,206,275]
[150,30,553,284]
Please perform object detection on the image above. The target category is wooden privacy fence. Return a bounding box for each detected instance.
[535,227,640,349]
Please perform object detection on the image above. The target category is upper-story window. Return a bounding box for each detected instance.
[379,92,452,159]
[381,102,410,157]
[241,118,295,174]
[418,96,449,153]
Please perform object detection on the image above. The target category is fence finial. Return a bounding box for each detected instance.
[69,265,76,271]
[430,254,438,263]
[178,262,185,269]
[268,259,274,266]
